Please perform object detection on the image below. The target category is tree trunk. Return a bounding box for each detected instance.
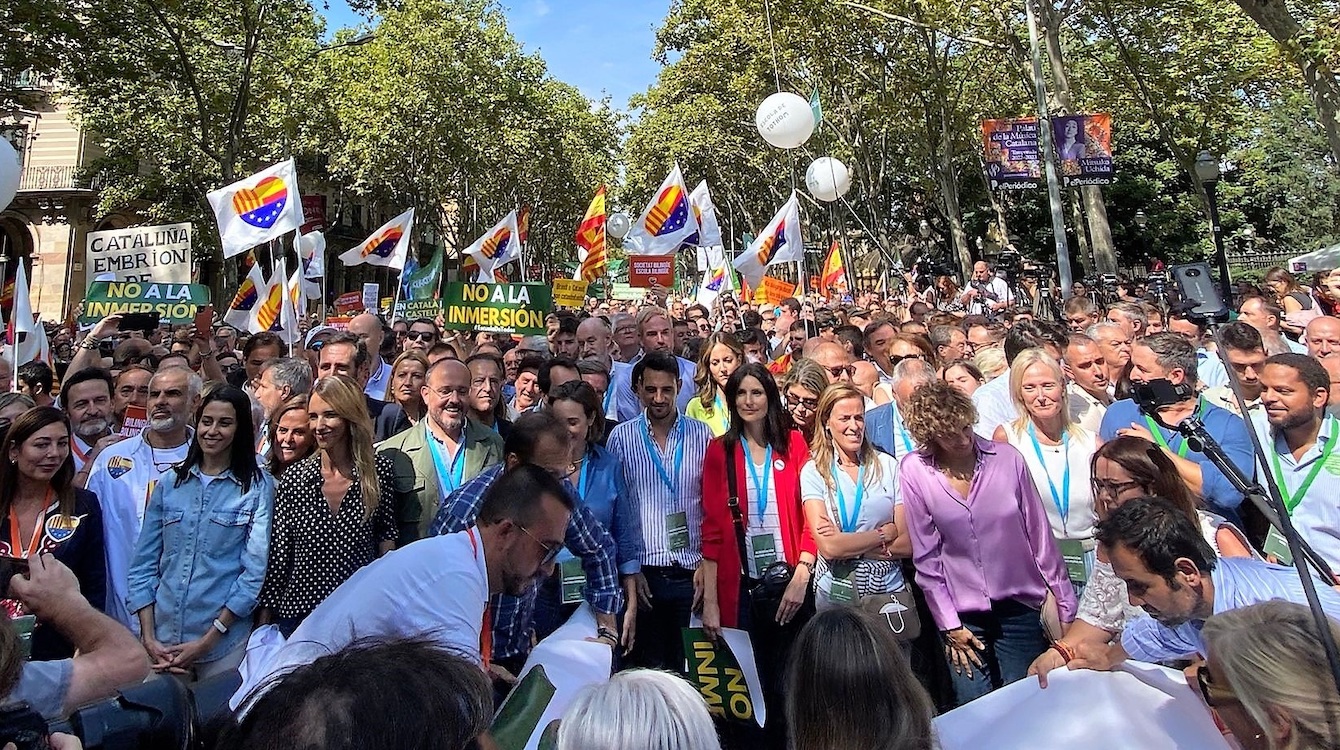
[1071,189,1091,275]
[1234,0,1340,170]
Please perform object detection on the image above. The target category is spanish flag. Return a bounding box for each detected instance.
[820,241,847,296]
[767,351,793,376]
[575,186,607,282]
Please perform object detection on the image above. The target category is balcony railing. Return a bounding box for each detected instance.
[18,165,92,192]
[0,69,56,95]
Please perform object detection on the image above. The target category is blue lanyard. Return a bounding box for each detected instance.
[742,437,773,518]
[427,431,467,496]
[1026,423,1070,531]
[832,460,866,533]
[577,451,592,500]
[893,408,913,455]
[602,384,614,414]
[640,419,684,496]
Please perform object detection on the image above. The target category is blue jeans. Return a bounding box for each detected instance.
[948,599,1050,706]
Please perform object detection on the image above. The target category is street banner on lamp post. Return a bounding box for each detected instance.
[982,118,1042,191]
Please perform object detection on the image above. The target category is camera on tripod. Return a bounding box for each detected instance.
[912,255,957,280]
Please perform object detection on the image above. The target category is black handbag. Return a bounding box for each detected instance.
[725,438,794,619]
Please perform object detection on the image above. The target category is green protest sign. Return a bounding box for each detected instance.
[443,282,551,335]
[393,299,443,320]
[682,627,755,723]
[80,281,210,325]
[404,245,443,300]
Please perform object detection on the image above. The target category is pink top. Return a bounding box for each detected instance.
[898,435,1078,631]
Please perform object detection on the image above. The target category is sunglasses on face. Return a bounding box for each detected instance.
[825,365,854,378]
[406,331,436,342]
[787,395,820,411]
[519,523,565,566]
[1196,665,1237,708]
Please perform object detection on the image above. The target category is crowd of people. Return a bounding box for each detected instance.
[0,261,1339,749]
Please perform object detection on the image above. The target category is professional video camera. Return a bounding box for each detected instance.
[1163,262,1230,325]
[993,251,1023,282]
[911,254,957,281]
[0,671,237,750]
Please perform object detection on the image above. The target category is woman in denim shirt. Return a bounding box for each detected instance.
[542,380,641,647]
[127,384,273,682]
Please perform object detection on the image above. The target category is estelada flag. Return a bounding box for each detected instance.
[338,208,415,271]
[820,241,847,296]
[463,211,522,276]
[206,158,306,259]
[733,191,803,289]
[575,186,607,282]
[625,163,699,255]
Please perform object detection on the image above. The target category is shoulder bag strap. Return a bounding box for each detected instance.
[724,437,749,578]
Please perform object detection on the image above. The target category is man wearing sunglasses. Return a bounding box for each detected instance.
[241,463,577,701]
[429,411,624,683]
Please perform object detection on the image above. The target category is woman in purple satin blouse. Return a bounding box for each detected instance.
[897,379,1077,706]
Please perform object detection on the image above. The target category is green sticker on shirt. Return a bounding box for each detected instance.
[559,558,586,605]
[1325,452,1340,476]
[666,511,690,552]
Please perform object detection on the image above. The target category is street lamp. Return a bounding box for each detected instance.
[1134,210,1147,229]
[1194,150,1233,305]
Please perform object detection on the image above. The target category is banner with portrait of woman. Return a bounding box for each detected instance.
[1053,113,1114,186]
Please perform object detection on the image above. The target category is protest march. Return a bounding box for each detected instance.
[2,1,1340,749]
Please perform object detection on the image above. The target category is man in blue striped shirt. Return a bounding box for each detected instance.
[607,350,713,672]
[430,411,622,679]
[1068,496,1340,670]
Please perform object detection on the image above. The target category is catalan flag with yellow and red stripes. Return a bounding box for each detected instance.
[575,186,607,282]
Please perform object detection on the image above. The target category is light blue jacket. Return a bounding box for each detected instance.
[126,465,274,663]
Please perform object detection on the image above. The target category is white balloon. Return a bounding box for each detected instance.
[607,212,631,240]
[755,92,816,149]
[0,139,20,211]
[805,157,852,202]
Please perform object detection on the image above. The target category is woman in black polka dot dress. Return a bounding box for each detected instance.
[257,376,398,636]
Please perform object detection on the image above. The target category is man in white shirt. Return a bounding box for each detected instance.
[58,368,118,472]
[84,366,200,629]
[972,320,1066,438]
[958,261,1012,317]
[1201,322,1266,418]
[349,313,393,402]
[1062,333,1111,432]
[1256,353,1340,571]
[612,307,698,420]
[240,464,573,698]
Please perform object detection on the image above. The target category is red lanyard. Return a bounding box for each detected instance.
[9,490,52,559]
[466,528,492,669]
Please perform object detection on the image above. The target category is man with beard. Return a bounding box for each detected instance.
[576,317,629,420]
[1060,496,1340,672]
[1255,354,1340,571]
[610,308,698,420]
[58,368,120,473]
[1201,322,1267,418]
[236,465,574,699]
[379,359,504,546]
[85,365,201,630]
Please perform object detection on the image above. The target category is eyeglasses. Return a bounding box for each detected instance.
[1196,664,1237,708]
[519,523,565,566]
[1091,479,1143,497]
[787,395,820,412]
[888,353,926,367]
[824,365,854,378]
[406,331,437,342]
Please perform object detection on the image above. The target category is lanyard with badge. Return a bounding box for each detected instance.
[742,437,777,574]
[1028,424,1090,583]
[428,433,467,497]
[1144,398,1204,458]
[1264,419,1340,564]
[828,460,865,603]
[893,409,913,455]
[642,419,689,551]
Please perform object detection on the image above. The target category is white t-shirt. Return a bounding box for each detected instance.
[255,529,490,689]
[972,367,1017,438]
[84,432,190,630]
[742,447,784,579]
[800,452,904,598]
[1002,423,1098,540]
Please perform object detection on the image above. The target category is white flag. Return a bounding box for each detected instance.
[281,266,304,348]
[462,211,521,276]
[299,230,325,279]
[206,159,306,259]
[689,180,723,248]
[338,208,415,271]
[624,164,699,255]
[7,262,49,389]
[733,191,803,288]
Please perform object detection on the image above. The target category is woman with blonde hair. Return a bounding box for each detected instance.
[899,379,1075,705]
[993,348,1099,578]
[686,332,743,436]
[1201,600,1340,750]
[258,376,398,635]
[782,360,829,444]
[801,384,910,612]
[376,351,429,441]
[557,669,722,750]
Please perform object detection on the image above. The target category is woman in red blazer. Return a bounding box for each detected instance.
[700,362,817,743]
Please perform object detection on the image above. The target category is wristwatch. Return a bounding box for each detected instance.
[212,618,229,635]
[79,337,101,351]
